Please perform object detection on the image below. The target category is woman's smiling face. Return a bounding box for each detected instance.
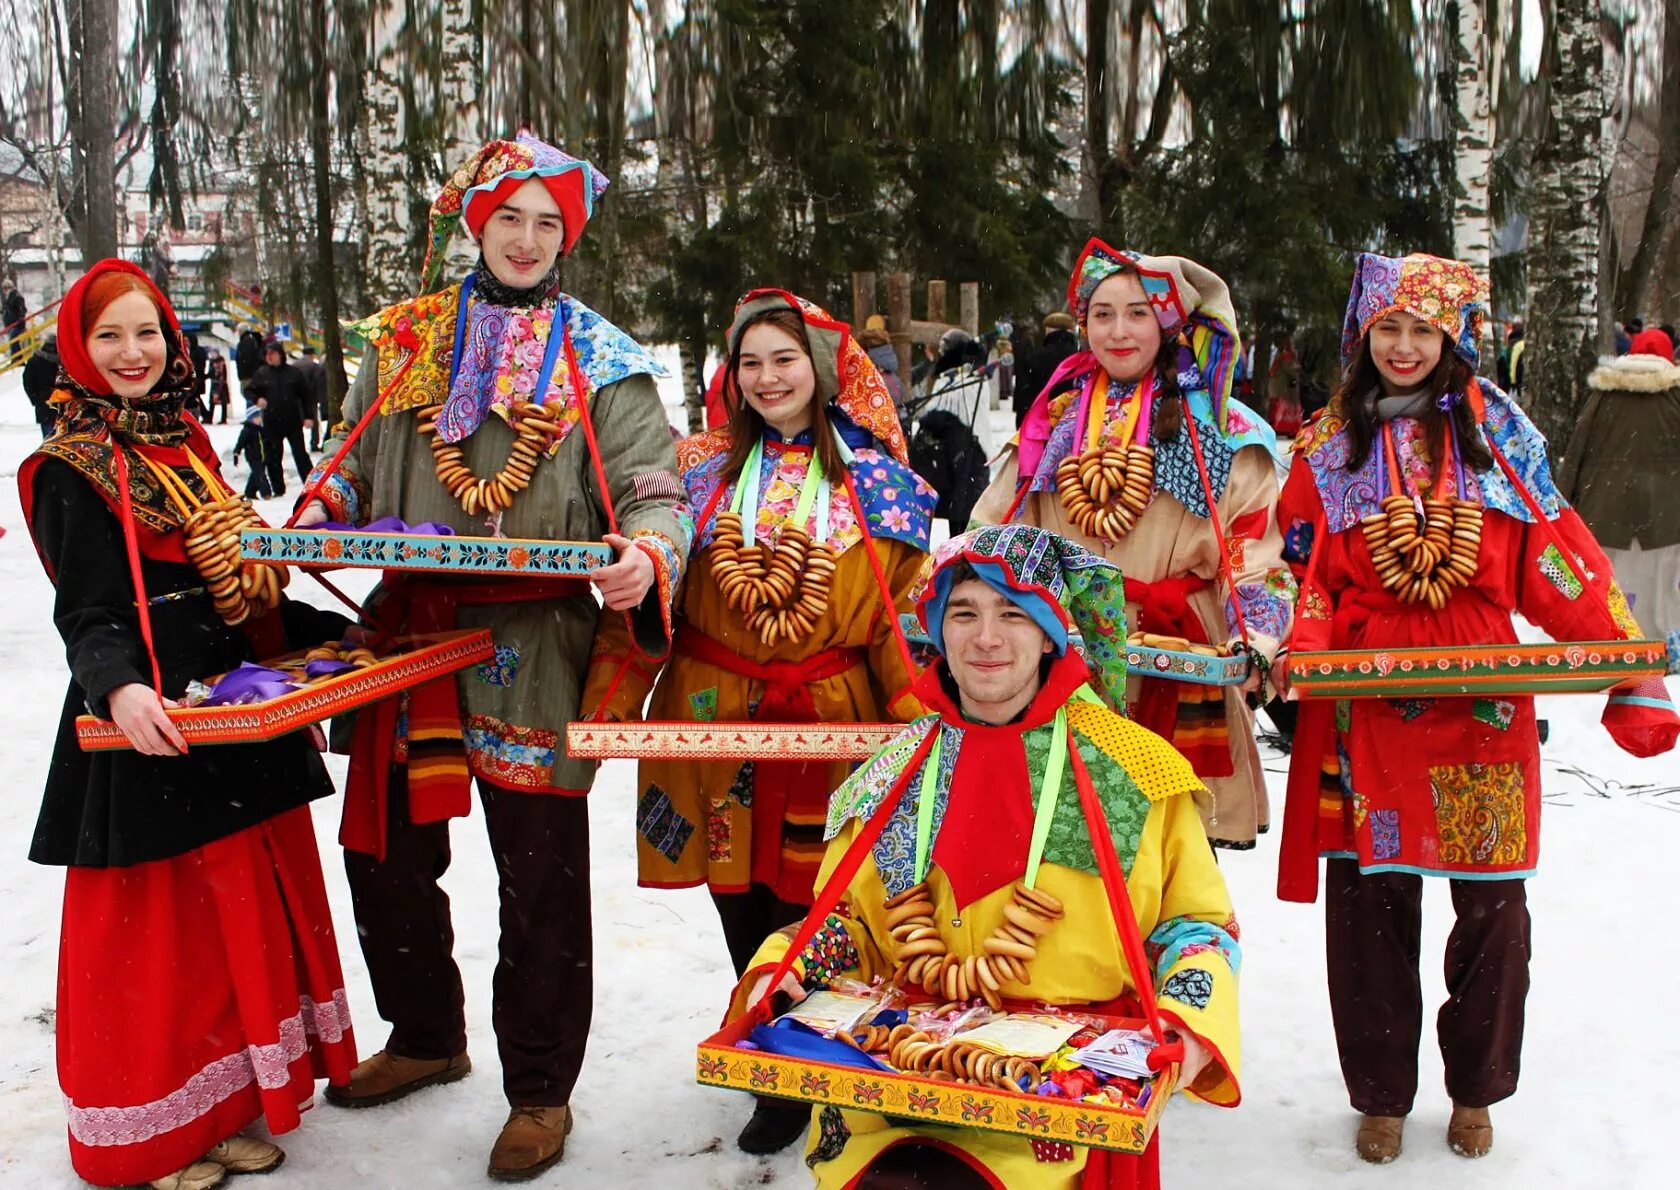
[1085,271,1162,384]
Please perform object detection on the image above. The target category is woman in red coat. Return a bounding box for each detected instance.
[1274,253,1677,1166]
[18,261,358,1190]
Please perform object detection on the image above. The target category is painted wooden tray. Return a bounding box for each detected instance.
[240,527,612,576]
[1287,640,1668,699]
[566,721,905,762]
[75,629,494,750]
[697,1009,1173,1156]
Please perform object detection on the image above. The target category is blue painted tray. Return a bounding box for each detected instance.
[241,528,612,576]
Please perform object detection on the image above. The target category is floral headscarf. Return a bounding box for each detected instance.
[422,133,611,292]
[723,288,909,463]
[1340,251,1488,370]
[1067,237,1243,430]
[914,524,1129,708]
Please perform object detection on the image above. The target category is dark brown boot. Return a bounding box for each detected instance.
[1447,1104,1493,1158]
[1356,1114,1406,1164]
[323,1049,470,1109]
[487,1106,573,1182]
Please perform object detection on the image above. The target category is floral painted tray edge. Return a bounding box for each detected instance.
[566,721,904,762]
[240,528,612,575]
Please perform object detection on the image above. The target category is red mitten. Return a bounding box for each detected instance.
[1602,678,1680,757]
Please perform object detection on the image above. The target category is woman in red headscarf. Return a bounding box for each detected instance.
[17,261,358,1190]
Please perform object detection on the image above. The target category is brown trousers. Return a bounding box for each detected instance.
[1325,858,1530,1117]
[344,775,593,1107]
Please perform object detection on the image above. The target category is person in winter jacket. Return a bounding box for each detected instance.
[232,406,273,498]
[294,345,329,448]
[22,332,60,437]
[3,277,27,360]
[234,326,265,392]
[1558,327,1680,636]
[250,342,313,492]
[1012,310,1080,426]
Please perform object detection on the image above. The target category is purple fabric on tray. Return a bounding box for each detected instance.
[201,663,302,706]
[318,517,456,535]
[304,658,357,678]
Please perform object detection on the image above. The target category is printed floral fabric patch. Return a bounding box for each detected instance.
[707,796,732,863]
[689,686,719,722]
[727,760,755,808]
[476,644,521,687]
[636,784,695,864]
[1388,698,1431,722]
[1471,698,1516,731]
[1369,808,1401,860]
[1430,762,1527,867]
[1159,968,1214,1012]
[807,1106,850,1168]
[463,713,556,788]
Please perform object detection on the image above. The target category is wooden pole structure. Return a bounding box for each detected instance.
[887,272,913,384]
[959,282,980,336]
[926,279,948,328]
[851,271,877,327]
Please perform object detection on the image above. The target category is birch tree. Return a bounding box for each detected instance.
[1523,0,1605,457]
[439,0,482,280]
[360,1,413,306]
[1449,0,1494,282]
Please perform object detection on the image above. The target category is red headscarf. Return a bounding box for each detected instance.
[1629,328,1676,361]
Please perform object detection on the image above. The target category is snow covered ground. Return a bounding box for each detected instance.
[0,372,1676,1188]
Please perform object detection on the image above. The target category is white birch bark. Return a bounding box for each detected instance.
[439,0,482,280]
[360,2,412,305]
[1523,0,1605,457]
[1450,0,1494,280]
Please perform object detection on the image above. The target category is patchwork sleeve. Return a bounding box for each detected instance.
[726,821,891,1020]
[1147,793,1242,1106]
[583,373,693,659]
[301,345,377,524]
[1217,446,1296,665]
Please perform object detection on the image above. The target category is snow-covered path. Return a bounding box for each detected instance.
[0,385,1674,1188]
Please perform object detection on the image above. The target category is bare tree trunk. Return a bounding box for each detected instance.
[1615,0,1680,317]
[361,2,413,305]
[309,0,348,419]
[1523,0,1604,458]
[1449,1,1494,283]
[1083,0,1111,223]
[440,0,482,281]
[679,339,705,434]
[69,0,118,262]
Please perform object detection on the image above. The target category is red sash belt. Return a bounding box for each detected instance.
[341,572,591,860]
[1124,574,1233,776]
[677,625,863,897]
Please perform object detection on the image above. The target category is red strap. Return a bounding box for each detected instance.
[1000,479,1031,524]
[747,727,939,1018]
[111,447,164,694]
[564,327,619,536]
[839,466,919,683]
[1066,735,1173,1050]
[1485,439,1599,600]
[1181,412,1250,649]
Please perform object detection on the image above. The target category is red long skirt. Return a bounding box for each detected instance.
[57,805,357,1186]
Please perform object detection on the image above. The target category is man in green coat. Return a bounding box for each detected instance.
[297,135,690,1181]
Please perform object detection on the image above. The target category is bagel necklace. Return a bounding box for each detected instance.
[1055,371,1156,541]
[709,434,838,647]
[134,450,290,627]
[1360,413,1482,610]
[881,710,1071,1011]
[419,273,571,522]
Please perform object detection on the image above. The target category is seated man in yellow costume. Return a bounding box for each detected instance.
[726,523,1241,1190]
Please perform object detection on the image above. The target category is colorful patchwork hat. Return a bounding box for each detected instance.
[915,524,1129,708]
[1340,251,1488,370]
[422,133,611,292]
[724,288,909,463]
[1067,237,1244,432]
